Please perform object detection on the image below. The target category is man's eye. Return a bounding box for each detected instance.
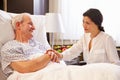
[28,23,33,25]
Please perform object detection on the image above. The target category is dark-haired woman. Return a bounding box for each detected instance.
[59,8,120,65]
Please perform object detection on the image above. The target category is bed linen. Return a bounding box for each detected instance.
[7,63,120,80]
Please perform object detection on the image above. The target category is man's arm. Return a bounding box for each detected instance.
[10,54,51,73]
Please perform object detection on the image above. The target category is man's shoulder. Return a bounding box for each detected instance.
[1,40,19,51]
[3,40,17,46]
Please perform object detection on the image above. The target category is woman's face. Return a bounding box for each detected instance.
[82,16,98,33]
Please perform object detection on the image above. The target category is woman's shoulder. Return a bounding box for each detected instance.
[100,32,114,41]
[100,31,112,38]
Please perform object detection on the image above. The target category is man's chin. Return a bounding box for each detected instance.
[29,35,33,40]
[84,31,89,33]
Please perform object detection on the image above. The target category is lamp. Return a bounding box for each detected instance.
[45,13,64,48]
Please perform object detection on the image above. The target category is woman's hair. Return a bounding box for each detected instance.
[11,13,31,30]
[83,8,105,32]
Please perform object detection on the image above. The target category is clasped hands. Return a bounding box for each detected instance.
[46,49,63,63]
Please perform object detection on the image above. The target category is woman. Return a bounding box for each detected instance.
[58,8,120,64]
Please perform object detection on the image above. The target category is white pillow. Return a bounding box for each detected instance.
[0,10,12,23]
[0,10,15,64]
[0,22,15,44]
[31,15,49,45]
[0,43,2,62]
[0,10,15,50]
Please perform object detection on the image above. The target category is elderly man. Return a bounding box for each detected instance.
[1,13,61,76]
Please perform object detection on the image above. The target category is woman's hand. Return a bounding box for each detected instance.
[46,49,60,63]
[51,49,63,59]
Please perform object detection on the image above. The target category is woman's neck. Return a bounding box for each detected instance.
[90,30,100,39]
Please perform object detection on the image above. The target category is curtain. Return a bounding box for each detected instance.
[49,0,120,46]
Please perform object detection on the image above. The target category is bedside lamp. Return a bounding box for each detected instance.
[45,13,65,48]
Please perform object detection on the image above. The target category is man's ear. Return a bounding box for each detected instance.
[15,22,21,30]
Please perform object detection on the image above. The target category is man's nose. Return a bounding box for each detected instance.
[31,25,35,30]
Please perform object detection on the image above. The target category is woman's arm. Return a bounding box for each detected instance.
[105,36,119,63]
[61,39,83,61]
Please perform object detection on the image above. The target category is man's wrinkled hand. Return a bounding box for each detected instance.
[46,49,60,63]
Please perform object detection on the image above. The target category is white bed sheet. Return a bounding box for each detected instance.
[7,63,120,80]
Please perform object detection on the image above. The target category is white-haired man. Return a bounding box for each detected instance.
[1,13,60,76]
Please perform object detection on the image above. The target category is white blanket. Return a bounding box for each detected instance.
[7,63,120,80]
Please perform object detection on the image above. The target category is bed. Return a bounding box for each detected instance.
[0,10,120,80]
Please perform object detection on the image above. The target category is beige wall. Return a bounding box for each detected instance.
[49,0,62,13]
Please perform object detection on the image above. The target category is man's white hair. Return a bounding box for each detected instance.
[11,13,31,30]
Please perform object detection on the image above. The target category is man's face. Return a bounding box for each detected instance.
[20,15,35,40]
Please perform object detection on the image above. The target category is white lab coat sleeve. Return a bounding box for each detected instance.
[105,36,120,64]
[61,38,83,61]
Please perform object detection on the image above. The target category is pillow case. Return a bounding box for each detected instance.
[0,10,12,23]
[31,15,49,45]
[0,10,15,64]
[0,10,15,50]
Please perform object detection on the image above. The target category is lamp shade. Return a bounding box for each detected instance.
[45,13,65,33]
